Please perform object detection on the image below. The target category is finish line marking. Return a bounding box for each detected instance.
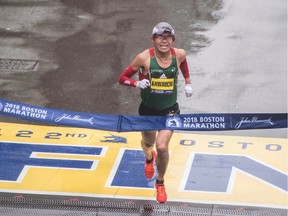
[0,122,287,209]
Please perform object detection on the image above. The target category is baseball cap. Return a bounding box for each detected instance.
[152,22,175,36]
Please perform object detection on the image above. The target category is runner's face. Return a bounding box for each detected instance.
[153,32,174,53]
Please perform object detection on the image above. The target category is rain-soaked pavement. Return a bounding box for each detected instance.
[0,0,223,114]
[0,0,287,215]
[0,0,286,137]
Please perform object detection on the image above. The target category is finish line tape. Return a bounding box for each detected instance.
[0,98,287,132]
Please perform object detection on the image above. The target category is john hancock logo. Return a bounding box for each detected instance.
[55,114,94,125]
[235,116,274,129]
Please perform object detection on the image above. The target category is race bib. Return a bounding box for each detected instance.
[150,78,174,91]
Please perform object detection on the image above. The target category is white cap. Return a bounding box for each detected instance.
[152,22,175,36]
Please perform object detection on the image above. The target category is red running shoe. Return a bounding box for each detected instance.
[144,150,157,179]
[155,183,167,203]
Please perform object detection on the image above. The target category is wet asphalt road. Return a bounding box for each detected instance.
[0,0,286,137]
[0,0,220,115]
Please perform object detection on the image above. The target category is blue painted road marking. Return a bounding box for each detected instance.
[0,142,104,182]
[110,149,155,188]
[184,153,288,192]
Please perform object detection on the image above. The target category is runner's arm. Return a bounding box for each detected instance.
[178,49,191,85]
[177,48,193,96]
[118,65,138,87]
[118,51,147,87]
[180,58,191,84]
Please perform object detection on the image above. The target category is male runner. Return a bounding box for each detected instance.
[118,22,193,203]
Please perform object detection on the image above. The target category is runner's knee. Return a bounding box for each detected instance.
[156,144,168,154]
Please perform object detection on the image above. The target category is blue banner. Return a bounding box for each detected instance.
[0,99,287,132]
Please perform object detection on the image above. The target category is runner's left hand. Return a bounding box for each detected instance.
[185,84,193,97]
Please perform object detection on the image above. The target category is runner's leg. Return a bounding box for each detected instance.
[141,130,156,160]
[155,129,173,181]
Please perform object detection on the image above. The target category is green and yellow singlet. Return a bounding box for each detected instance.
[141,48,179,110]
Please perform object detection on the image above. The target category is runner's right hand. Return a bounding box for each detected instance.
[135,79,150,89]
